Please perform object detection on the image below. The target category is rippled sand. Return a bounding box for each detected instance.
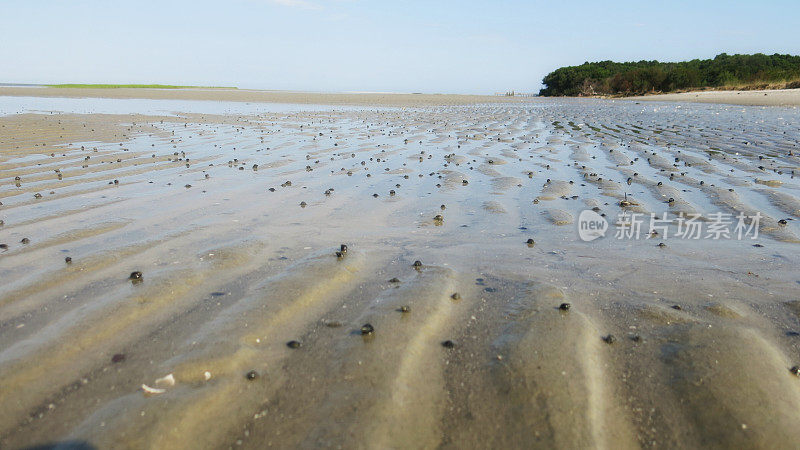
[1,94,800,449]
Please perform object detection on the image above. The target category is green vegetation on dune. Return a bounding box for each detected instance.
[45,84,237,89]
[539,53,800,97]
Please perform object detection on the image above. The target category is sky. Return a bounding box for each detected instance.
[1,0,798,94]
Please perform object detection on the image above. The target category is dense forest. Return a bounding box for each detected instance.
[538,53,800,97]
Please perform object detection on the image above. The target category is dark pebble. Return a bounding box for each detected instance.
[603,334,616,344]
[111,353,126,363]
[246,370,259,380]
[340,244,348,253]
[388,277,400,283]
[361,323,375,335]
[451,293,461,300]
[65,256,72,264]
[559,302,571,311]
[400,305,410,313]
[20,238,30,244]
[791,366,800,376]
[286,340,302,349]
[412,260,422,267]
[526,238,535,246]
[129,271,143,280]
[441,340,455,348]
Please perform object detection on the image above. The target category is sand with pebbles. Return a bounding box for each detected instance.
[1,91,800,449]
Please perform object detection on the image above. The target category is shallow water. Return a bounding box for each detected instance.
[1,96,799,448]
[0,95,380,117]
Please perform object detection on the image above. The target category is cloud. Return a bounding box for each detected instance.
[268,0,321,10]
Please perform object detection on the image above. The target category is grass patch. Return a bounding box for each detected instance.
[45,84,237,89]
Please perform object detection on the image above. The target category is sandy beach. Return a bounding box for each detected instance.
[0,86,526,107]
[1,90,800,448]
[626,87,800,107]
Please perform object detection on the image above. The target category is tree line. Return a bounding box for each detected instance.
[538,53,800,97]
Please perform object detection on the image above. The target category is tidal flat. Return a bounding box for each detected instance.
[1,92,799,448]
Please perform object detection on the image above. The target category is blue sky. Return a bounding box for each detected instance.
[1,0,798,94]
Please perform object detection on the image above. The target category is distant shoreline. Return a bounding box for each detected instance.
[0,86,526,107]
[3,85,798,107]
[44,84,238,89]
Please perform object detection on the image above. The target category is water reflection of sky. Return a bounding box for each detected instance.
[0,95,389,117]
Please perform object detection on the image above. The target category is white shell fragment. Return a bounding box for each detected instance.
[141,384,166,395]
[142,373,176,396]
[155,373,175,388]
[204,371,212,381]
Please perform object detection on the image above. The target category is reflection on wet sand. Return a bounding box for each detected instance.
[1,96,799,448]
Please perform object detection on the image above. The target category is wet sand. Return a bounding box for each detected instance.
[1,94,800,449]
[627,88,800,107]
